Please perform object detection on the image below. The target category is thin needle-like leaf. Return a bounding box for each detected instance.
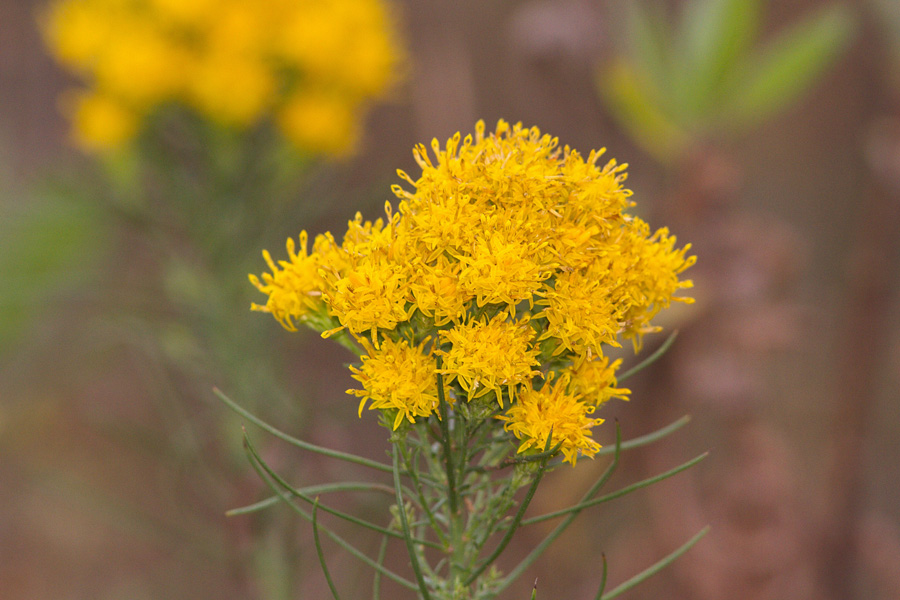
[602,526,710,599]
[465,432,555,586]
[244,432,442,549]
[594,554,608,600]
[392,445,433,600]
[498,425,622,592]
[243,437,419,591]
[226,482,396,516]
[373,533,389,600]
[312,498,342,600]
[400,441,449,547]
[595,415,690,456]
[522,453,708,526]
[618,331,678,382]
[215,387,393,473]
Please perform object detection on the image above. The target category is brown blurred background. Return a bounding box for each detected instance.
[2,0,899,599]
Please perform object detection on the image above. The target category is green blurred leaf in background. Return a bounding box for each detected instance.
[599,0,856,163]
[0,183,107,353]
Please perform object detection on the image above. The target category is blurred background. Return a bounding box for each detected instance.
[1,0,899,598]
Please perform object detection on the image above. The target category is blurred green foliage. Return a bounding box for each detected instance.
[0,183,107,352]
[599,0,856,163]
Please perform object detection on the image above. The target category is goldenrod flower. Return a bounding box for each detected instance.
[438,315,540,405]
[498,378,602,465]
[248,232,327,331]
[348,338,439,430]
[64,90,138,152]
[40,0,405,155]
[566,356,630,408]
[252,120,695,457]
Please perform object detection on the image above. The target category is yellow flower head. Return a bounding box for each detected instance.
[566,356,631,408]
[251,120,695,459]
[63,90,138,152]
[497,378,603,465]
[438,315,540,405]
[248,232,328,331]
[348,338,439,430]
[40,0,405,155]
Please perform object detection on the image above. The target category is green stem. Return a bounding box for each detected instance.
[244,432,442,549]
[464,433,554,586]
[392,445,434,600]
[434,358,459,516]
[373,533,389,600]
[497,424,623,592]
[400,439,449,546]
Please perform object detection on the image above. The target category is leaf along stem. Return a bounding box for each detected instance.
[522,452,708,526]
[215,387,394,473]
[594,415,690,456]
[618,330,678,382]
[392,445,434,600]
[601,526,710,599]
[464,431,555,586]
[497,424,623,592]
[594,554,608,600]
[243,436,419,591]
[226,482,397,517]
[244,431,442,549]
[312,498,342,600]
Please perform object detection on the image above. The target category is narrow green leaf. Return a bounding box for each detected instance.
[243,439,419,590]
[678,0,763,117]
[244,431,442,549]
[465,432,555,585]
[602,526,711,599]
[522,453,708,526]
[625,0,671,94]
[214,387,393,473]
[618,331,678,382]
[392,446,434,600]
[312,498,342,600]
[595,415,690,456]
[594,554,609,600]
[226,482,396,516]
[373,533,389,600]
[723,3,855,127]
[498,425,622,592]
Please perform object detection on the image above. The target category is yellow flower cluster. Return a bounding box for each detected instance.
[251,120,695,464]
[41,0,404,154]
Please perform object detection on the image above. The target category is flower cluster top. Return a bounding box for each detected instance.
[251,120,695,464]
[41,0,404,155]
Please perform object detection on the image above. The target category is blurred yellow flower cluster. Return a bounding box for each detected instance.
[41,0,404,155]
[250,120,695,464]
